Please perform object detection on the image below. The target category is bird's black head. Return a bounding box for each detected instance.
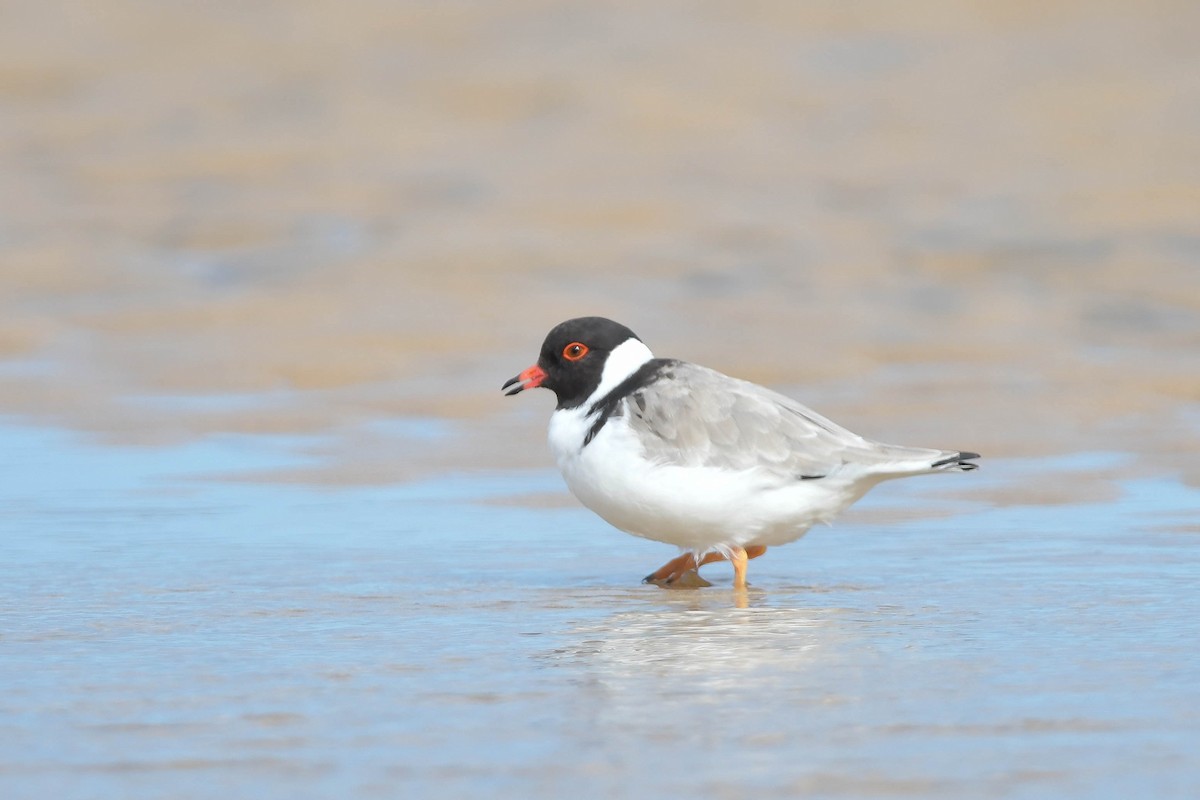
[502,316,642,409]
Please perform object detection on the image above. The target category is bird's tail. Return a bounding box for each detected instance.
[931,450,981,472]
[866,446,981,479]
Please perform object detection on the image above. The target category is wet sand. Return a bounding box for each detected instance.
[2,2,1199,797]
[3,2,1198,477]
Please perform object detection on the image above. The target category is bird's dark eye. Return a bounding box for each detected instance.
[562,342,589,362]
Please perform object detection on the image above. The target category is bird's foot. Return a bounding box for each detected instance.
[642,546,768,589]
[642,552,702,587]
[643,568,713,588]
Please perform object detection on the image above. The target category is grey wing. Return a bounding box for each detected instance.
[624,362,940,477]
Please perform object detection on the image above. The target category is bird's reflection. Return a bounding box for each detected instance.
[540,585,869,691]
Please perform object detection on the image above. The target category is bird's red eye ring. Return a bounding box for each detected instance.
[562,342,589,362]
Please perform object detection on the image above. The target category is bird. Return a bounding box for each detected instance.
[502,316,979,590]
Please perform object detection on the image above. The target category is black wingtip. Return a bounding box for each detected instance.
[933,451,981,470]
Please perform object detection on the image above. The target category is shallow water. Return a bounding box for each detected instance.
[3,1,1200,797]
[2,425,1198,798]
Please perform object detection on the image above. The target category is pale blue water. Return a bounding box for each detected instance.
[1,423,1198,799]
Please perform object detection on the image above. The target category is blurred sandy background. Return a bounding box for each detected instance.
[2,1,1197,485]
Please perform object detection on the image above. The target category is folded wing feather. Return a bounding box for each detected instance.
[624,362,948,478]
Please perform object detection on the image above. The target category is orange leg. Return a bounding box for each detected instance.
[729,545,748,591]
[643,545,767,587]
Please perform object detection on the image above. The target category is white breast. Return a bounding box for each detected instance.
[548,400,869,551]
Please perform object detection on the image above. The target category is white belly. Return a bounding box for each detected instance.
[548,408,872,551]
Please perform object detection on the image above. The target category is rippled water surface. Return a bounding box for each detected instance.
[2,425,1197,798]
[3,1,1199,797]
